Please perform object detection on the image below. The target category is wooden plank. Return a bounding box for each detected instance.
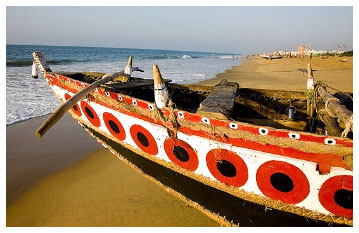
[35,71,124,138]
[317,86,353,132]
[235,98,307,119]
[197,80,239,119]
[236,117,308,131]
[103,78,171,91]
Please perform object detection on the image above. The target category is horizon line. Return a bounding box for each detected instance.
[6,43,245,55]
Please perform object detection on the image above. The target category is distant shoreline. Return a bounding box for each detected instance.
[198,56,353,92]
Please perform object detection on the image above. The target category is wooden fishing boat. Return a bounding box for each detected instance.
[261,54,283,60]
[32,51,353,226]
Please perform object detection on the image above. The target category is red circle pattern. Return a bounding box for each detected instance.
[130,124,158,155]
[164,138,199,171]
[103,112,126,141]
[64,93,82,117]
[80,101,101,127]
[318,175,353,218]
[256,160,310,204]
[206,149,248,187]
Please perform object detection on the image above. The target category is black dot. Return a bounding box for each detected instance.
[327,140,333,144]
[137,132,149,147]
[270,173,294,193]
[261,129,266,134]
[85,107,94,119]
[334,189,353,209]
[173,146,189,162]
[216,160,237,177]
[73,105,78,111]
[108,120,120,134]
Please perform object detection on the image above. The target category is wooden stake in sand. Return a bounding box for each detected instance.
[153,65,169,109]
[306,63,314,90]
[306,63,315,117]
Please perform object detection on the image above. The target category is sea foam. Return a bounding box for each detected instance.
[6,45,243,125]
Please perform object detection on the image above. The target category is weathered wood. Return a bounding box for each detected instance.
[305,64,315,117]
[318,114,343,137]
[236,98,307,120]
[317,86,353,132]
[197,80,239,120]
[35,71,124,138]
[297,68,317,78]
[236,117,308,131]
[173,84,307,100]
[104,78,171,91]
[316,102,342,136]
[32,51,52,73]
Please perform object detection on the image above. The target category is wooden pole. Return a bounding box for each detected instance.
[306,63,314,117]
[35,71,124,138]
[317,86,353,132]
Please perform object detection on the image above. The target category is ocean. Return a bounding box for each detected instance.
[6,44,243,125]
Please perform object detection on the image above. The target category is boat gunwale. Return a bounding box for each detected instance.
[49,72,353,173]
[49,72,353,144]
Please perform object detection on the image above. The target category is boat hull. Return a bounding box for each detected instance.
[42,71,353,226]
[83,124,347,227]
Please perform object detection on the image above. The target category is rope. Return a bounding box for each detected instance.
[341,115,353,137]
[168,100,179,138]
[325,97,340,118]
[315,81,353,138]
[153,99,179,138]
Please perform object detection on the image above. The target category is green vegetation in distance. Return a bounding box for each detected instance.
[339,50,353,57]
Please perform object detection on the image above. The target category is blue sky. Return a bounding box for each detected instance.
[6,6,353,53]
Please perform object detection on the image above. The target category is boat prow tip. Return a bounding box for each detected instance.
[127,56,133,66]
[152,64,163,83]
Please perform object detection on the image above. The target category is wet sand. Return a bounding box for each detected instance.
[6,114,219,227]
[6,114,102,205]
[199,56,353,92]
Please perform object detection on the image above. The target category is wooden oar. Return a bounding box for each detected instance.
[35,71,124,138]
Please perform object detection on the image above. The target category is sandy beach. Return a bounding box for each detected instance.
[199,56,353,92]
[6,55,352,227]
[6,114,219,227]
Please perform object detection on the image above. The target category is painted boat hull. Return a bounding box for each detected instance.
[39,70,353,226]
[84,124,347,227]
